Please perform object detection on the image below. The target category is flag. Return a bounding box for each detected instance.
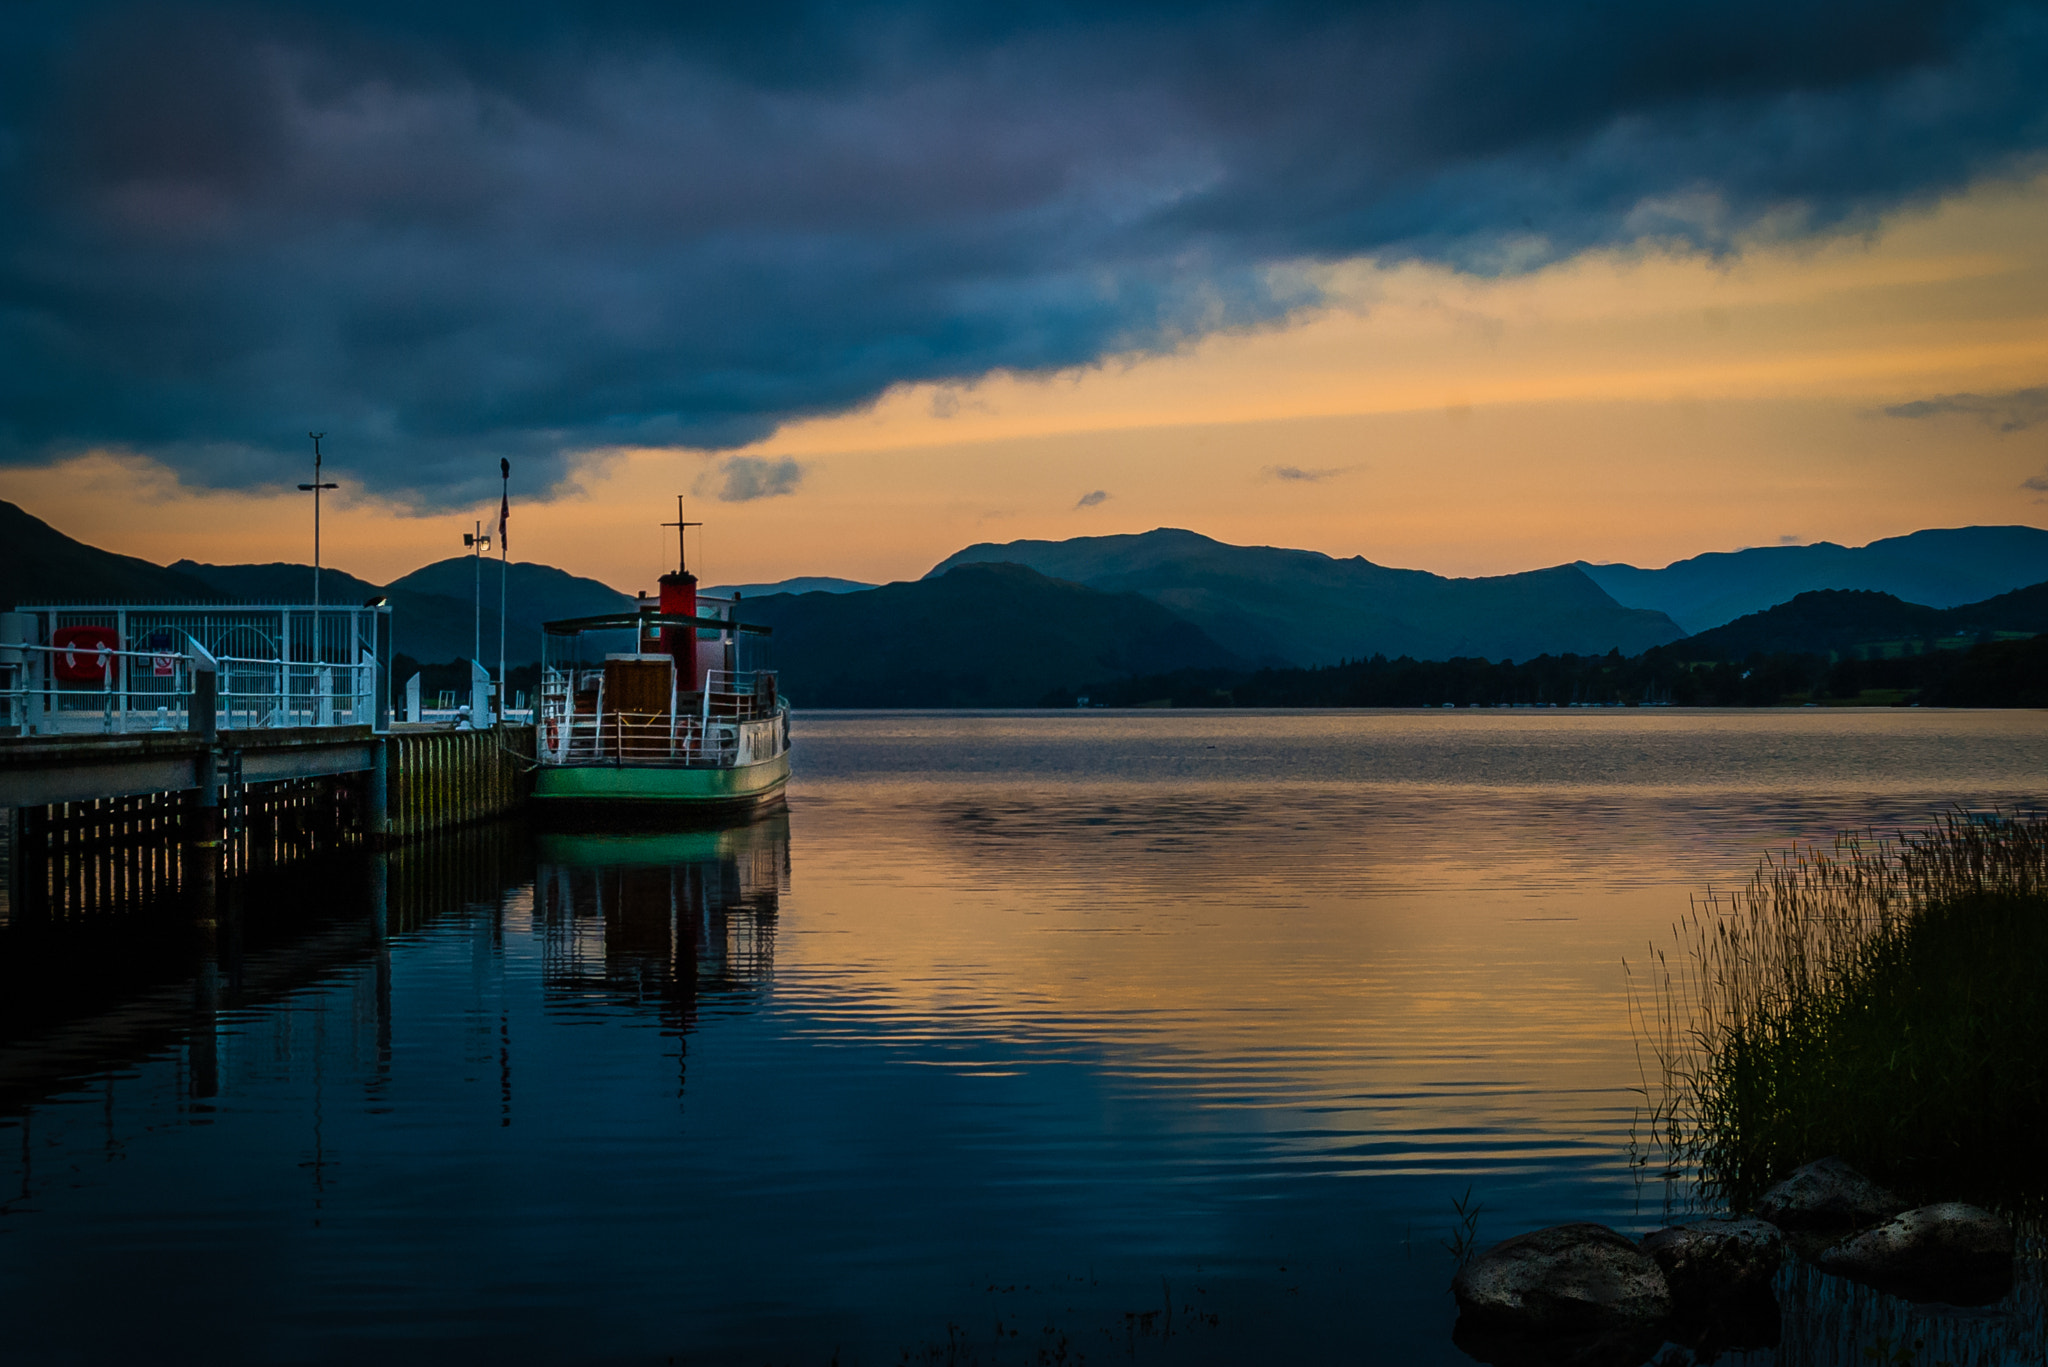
[498,458,510,551]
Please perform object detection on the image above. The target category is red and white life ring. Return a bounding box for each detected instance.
[52,625,119,682]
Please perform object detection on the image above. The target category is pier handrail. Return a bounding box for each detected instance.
[2,638,381,737]
[3,601,393,738]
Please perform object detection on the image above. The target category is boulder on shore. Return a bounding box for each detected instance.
[1640,1217,1785,1355]
[1755,1157,1904,1232]
[1451,1223,1672,1366]
[1640,1216,1785,1305]
[1817,1203,2015,1305]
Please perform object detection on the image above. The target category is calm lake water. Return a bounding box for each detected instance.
[2,710,2044,1364]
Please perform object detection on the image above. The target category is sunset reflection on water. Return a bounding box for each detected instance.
[1,710,2043,1365]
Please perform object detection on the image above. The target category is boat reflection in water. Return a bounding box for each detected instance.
[532,808,788,1033]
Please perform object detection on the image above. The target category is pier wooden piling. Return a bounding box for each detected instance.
[382,725,534,842]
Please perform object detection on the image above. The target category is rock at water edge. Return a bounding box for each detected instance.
[1640,1217,1785,1355]
[1817,1203,2015,1305]
[1640,1216,1785,1303]
[1451,1223,1672,1367]
[1755,1157,1905,1232]
[1453,1221,1672,1327]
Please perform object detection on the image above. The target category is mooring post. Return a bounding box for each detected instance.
[366,738,391,848]
[187,642,221,921]
[2,804,23,918]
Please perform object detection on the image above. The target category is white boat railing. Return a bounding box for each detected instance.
[539,665,786,767]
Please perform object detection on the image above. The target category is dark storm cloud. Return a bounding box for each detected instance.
[4,1,2047,504]
[1885,385,2048,432]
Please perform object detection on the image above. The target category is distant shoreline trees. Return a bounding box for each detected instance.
[1049,634,2048,710]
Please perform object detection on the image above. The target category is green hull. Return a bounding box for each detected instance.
[532,752,790,807]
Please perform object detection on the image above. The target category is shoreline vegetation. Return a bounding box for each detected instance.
[1631,810,2048,1215]
[1440,813,2046,1367]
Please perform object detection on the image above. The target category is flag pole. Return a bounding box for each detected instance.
[498,458,509,724]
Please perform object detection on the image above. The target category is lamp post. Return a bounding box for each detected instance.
[298,432,338,664]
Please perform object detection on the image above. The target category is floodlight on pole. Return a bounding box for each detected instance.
[464,523,491,667]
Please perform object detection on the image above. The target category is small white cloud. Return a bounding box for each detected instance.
[695,455,805,502]
[1886,386,2048,433]
[1262,464,1354,483]
[1075,489,1110,508]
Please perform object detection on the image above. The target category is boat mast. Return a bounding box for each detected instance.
[661,494,700,576]
[658,495,703,672]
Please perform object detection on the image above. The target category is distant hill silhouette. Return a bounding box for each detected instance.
[738,562,1239,706]
[1580,526,2048,633]
[386,557,631,623]
[171,559,494,666]
[168,561,384,603]
[0,501,222,608]
[386,557,632,662]
[1670,581,2048,661]
[1671,590,1951,660]
[930,528,1683,665]
[1948,579,2048,635]
[166,557,630,666]
[143,555,632,668]
[703,576,874,598]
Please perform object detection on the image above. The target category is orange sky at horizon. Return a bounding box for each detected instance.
[6,171,2046,593]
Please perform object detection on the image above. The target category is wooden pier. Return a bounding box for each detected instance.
[0,599,543,927]
[2,725,534,922]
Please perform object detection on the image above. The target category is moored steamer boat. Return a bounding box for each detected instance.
[533,503,789,816]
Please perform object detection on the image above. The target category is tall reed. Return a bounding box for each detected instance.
[1632,810,2048,1210]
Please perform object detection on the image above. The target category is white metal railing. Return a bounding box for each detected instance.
[211,650,378,731]
[19,603,383,674]
[538,664,786,767]
[2,603,391,737]
[412,708,534,726]
[0,641,380,736]
[1,641,198,735]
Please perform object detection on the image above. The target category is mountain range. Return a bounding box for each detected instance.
[1578,526,2048,634]
[735,562,1236,706]
[2,498,2041,705]
[931,528,1684,665]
